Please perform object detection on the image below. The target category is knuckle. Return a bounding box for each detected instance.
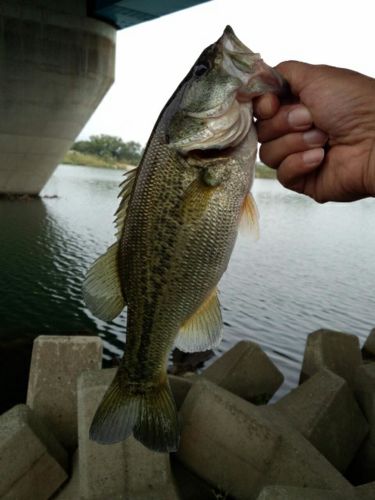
[310,192,326,204]
[256,105,295,143]
[259,134,302,169]
[276,165,288,186]
[256,120,272,143]
[277,155,301,189]
[259,144,278,168]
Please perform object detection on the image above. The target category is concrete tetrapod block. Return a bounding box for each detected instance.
[202,340,284,404]
[255,485,356,499]
[171,457,222,500]
[54,451,79,499]
[354,362,375,425]
[77,368,179,500]
[347,440,375,485]
[27,335,103,451]
[178,379,353,500]
[300,329,361,387]
[0,404,68,500]
[169,374,195,409]
[274,368,368,472]
[362,328,375,360]
[356,481,375,499]
[347,363,375,483]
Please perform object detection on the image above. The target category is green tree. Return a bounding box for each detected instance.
[117,140,143,164]
[71,139,92,155]
[72,135,143,165]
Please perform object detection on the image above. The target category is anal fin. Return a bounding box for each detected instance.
[174,288,223,353]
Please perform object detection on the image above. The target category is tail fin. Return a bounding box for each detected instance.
[89,373,180,453]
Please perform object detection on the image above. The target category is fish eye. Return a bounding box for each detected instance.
[194,63,209,77]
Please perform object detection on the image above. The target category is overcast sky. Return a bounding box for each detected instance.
[79,0,374,146]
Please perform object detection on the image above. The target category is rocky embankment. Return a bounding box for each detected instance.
[1,329,375,499]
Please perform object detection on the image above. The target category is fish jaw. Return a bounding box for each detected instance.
[167,26,287,156]
[235,58,288,101]
[221,25,287,99]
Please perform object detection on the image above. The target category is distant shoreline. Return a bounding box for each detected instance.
[62,151,134,170]
[254,163,277,179]
[62,151,276,179]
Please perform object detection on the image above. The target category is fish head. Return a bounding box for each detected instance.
[167,26,287,156]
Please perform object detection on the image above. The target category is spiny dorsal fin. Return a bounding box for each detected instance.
[115,167,137,239]
[239,192,259,239]
[174,288,223,352]
[83,243,125,321]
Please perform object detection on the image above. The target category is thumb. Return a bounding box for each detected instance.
[275,61,317,96]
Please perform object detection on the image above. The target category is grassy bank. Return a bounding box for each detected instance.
[255,162,277,179]
[63,151,276,179]
[62,150,133,170]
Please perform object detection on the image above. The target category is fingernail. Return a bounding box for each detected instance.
[288,106,312,128]
[303,129,328,147]
[302,148,325,167]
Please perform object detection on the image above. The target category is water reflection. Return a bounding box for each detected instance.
[1,166,374,400]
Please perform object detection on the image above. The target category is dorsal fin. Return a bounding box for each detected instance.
[115,167,137,238]
[239,192,259,238]
[174,288,223,353]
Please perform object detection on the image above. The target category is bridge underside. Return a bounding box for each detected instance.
[0,0,207,195]
[88,0,210,29]
[0,1,115,195]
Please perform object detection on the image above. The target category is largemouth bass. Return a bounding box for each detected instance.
[83,26,286,452]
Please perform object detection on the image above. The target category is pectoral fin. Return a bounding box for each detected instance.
[174,288,223,352]
[82,243,125,321]
[239,192,259,239]
[83,168,137,321]
[181,179,217,223]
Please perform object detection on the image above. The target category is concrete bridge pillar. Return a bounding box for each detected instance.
[0,1,116,195]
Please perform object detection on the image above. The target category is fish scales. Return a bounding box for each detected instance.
[83,26,286,452]
[121,125,252,375]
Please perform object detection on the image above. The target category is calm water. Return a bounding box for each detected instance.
[1,165,374,397]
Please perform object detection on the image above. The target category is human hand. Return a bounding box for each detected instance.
[254,61,375,202]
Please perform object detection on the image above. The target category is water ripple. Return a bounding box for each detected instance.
[1,168,374,390]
